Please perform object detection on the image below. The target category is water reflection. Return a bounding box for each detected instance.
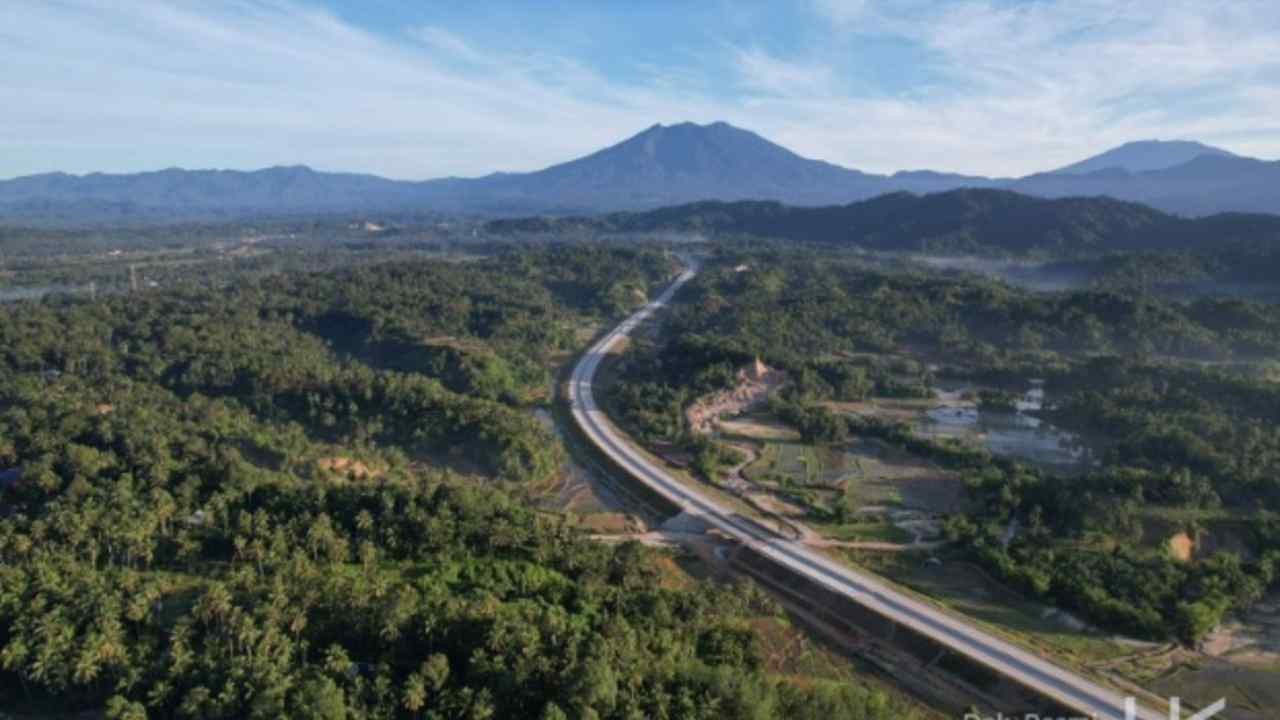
[917,383,1094,473]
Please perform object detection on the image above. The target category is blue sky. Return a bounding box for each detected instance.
[3,0,1279,179]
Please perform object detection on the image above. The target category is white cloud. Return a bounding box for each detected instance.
[0,1,723,178]
[811,0,870,26]
[407,26,487,66]
[732,47,837,96]
[1,0,1278,179]
[789,0,1280,172]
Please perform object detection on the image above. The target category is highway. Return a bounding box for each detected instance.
[568,264,1164,720]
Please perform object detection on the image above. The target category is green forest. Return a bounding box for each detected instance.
[6,234,1280,717]
[0,245,925,719]
[607,247,1280,644]
[487,189,1280,259]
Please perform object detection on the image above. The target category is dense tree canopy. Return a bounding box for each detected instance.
[0,246,921,719]
[608,248,1280,643]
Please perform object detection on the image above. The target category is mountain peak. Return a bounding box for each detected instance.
[259,164,317,175]
[532,120,832,186]
[1053,139,1237,175]
[647,120,733,130]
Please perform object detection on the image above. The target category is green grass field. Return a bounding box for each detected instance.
[745,441,864,488]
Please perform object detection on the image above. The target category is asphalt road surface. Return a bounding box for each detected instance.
[568,264,1164,720]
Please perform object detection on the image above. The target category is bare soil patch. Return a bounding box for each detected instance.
[1202,595,1280,667]
[1168,532,1195,562]
[317,456,382,480]
[576,512,643,534]
[717,414,801,442]
[824,398,931,424]
[686,359,785,435]
[748,492,808,518]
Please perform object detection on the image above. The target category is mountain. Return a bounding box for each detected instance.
[487,188,1280,255]
[444,122,885,211]
[0,122,996,225]
[0,165,450,225]
[1050,140,1236,175]
[2,123,1279,225]
[413,121,1001,214]
[1011,154,1280,217]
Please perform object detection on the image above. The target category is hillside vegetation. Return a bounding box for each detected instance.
[608,248,1280,644]
[488,189,1280,256]
[0,248,936,719]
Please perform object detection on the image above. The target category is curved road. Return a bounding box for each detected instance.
[569,264,1162,720]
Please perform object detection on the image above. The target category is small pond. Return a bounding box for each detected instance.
[916,382,1095,474]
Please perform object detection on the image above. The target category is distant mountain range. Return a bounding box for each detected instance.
[1047,140,1237,175]
[487,188,1280,256]
[3,122,1279,225]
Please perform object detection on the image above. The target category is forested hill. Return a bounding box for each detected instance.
[487,189,1280,256]
[0,246,929,719]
